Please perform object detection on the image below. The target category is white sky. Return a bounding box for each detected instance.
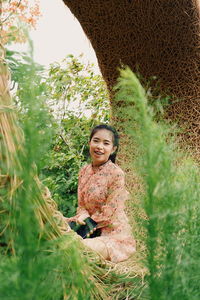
[14,0,100,72]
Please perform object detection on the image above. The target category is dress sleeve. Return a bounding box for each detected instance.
[76,166,90,219]
[91,169,128,228]
[67,165,89,222]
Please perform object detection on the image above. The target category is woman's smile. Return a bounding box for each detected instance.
[94,150,104,155]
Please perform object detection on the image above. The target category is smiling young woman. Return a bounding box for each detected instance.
[67,124,136,263]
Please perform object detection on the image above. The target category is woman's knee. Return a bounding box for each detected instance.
[82,238,109,260]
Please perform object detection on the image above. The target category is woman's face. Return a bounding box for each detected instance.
[89,129,116,166]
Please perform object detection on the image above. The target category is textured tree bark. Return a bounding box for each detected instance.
[63,0,200,157]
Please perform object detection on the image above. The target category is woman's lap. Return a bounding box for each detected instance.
[83,235,136,263]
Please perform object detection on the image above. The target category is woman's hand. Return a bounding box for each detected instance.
[86,226,96,238]
[76,213,89,225]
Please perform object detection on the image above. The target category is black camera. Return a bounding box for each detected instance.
[69,217,101,239]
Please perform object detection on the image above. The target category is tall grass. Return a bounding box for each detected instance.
[2,48,199,299]
[0,47,110,299]
[1,47,149,299]
[115,67,200,299]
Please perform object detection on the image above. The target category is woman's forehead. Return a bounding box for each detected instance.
[92,129,113,141]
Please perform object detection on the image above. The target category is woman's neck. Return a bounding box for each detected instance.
[92,159,110,168]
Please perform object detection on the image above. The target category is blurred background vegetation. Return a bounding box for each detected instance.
[7,49,110,217]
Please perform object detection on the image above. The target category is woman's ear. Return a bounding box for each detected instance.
[112,146,117,154]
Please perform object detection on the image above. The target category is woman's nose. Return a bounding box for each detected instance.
[96,143,103,149]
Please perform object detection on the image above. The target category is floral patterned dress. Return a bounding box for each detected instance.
[69,160,136,263]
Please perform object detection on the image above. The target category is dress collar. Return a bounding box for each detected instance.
[91,159,111,172]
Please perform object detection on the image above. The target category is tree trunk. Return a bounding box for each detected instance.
[63,0,200,158]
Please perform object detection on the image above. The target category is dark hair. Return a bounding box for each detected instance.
[89,124,119,163]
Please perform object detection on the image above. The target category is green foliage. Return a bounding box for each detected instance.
[115,68,200,300]
[7,51,110,217]
[0,238,96,300]
[42,116,94,217]
[1,51,108,300]
[46,54,110,121]
[6,48,55,172]
[41,55,110,217]
[1,50,148,300]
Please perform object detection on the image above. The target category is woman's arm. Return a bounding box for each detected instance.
[75,165,90,223]
[66,165,90,224]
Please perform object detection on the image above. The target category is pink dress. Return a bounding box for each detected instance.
[69,160,136,263]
